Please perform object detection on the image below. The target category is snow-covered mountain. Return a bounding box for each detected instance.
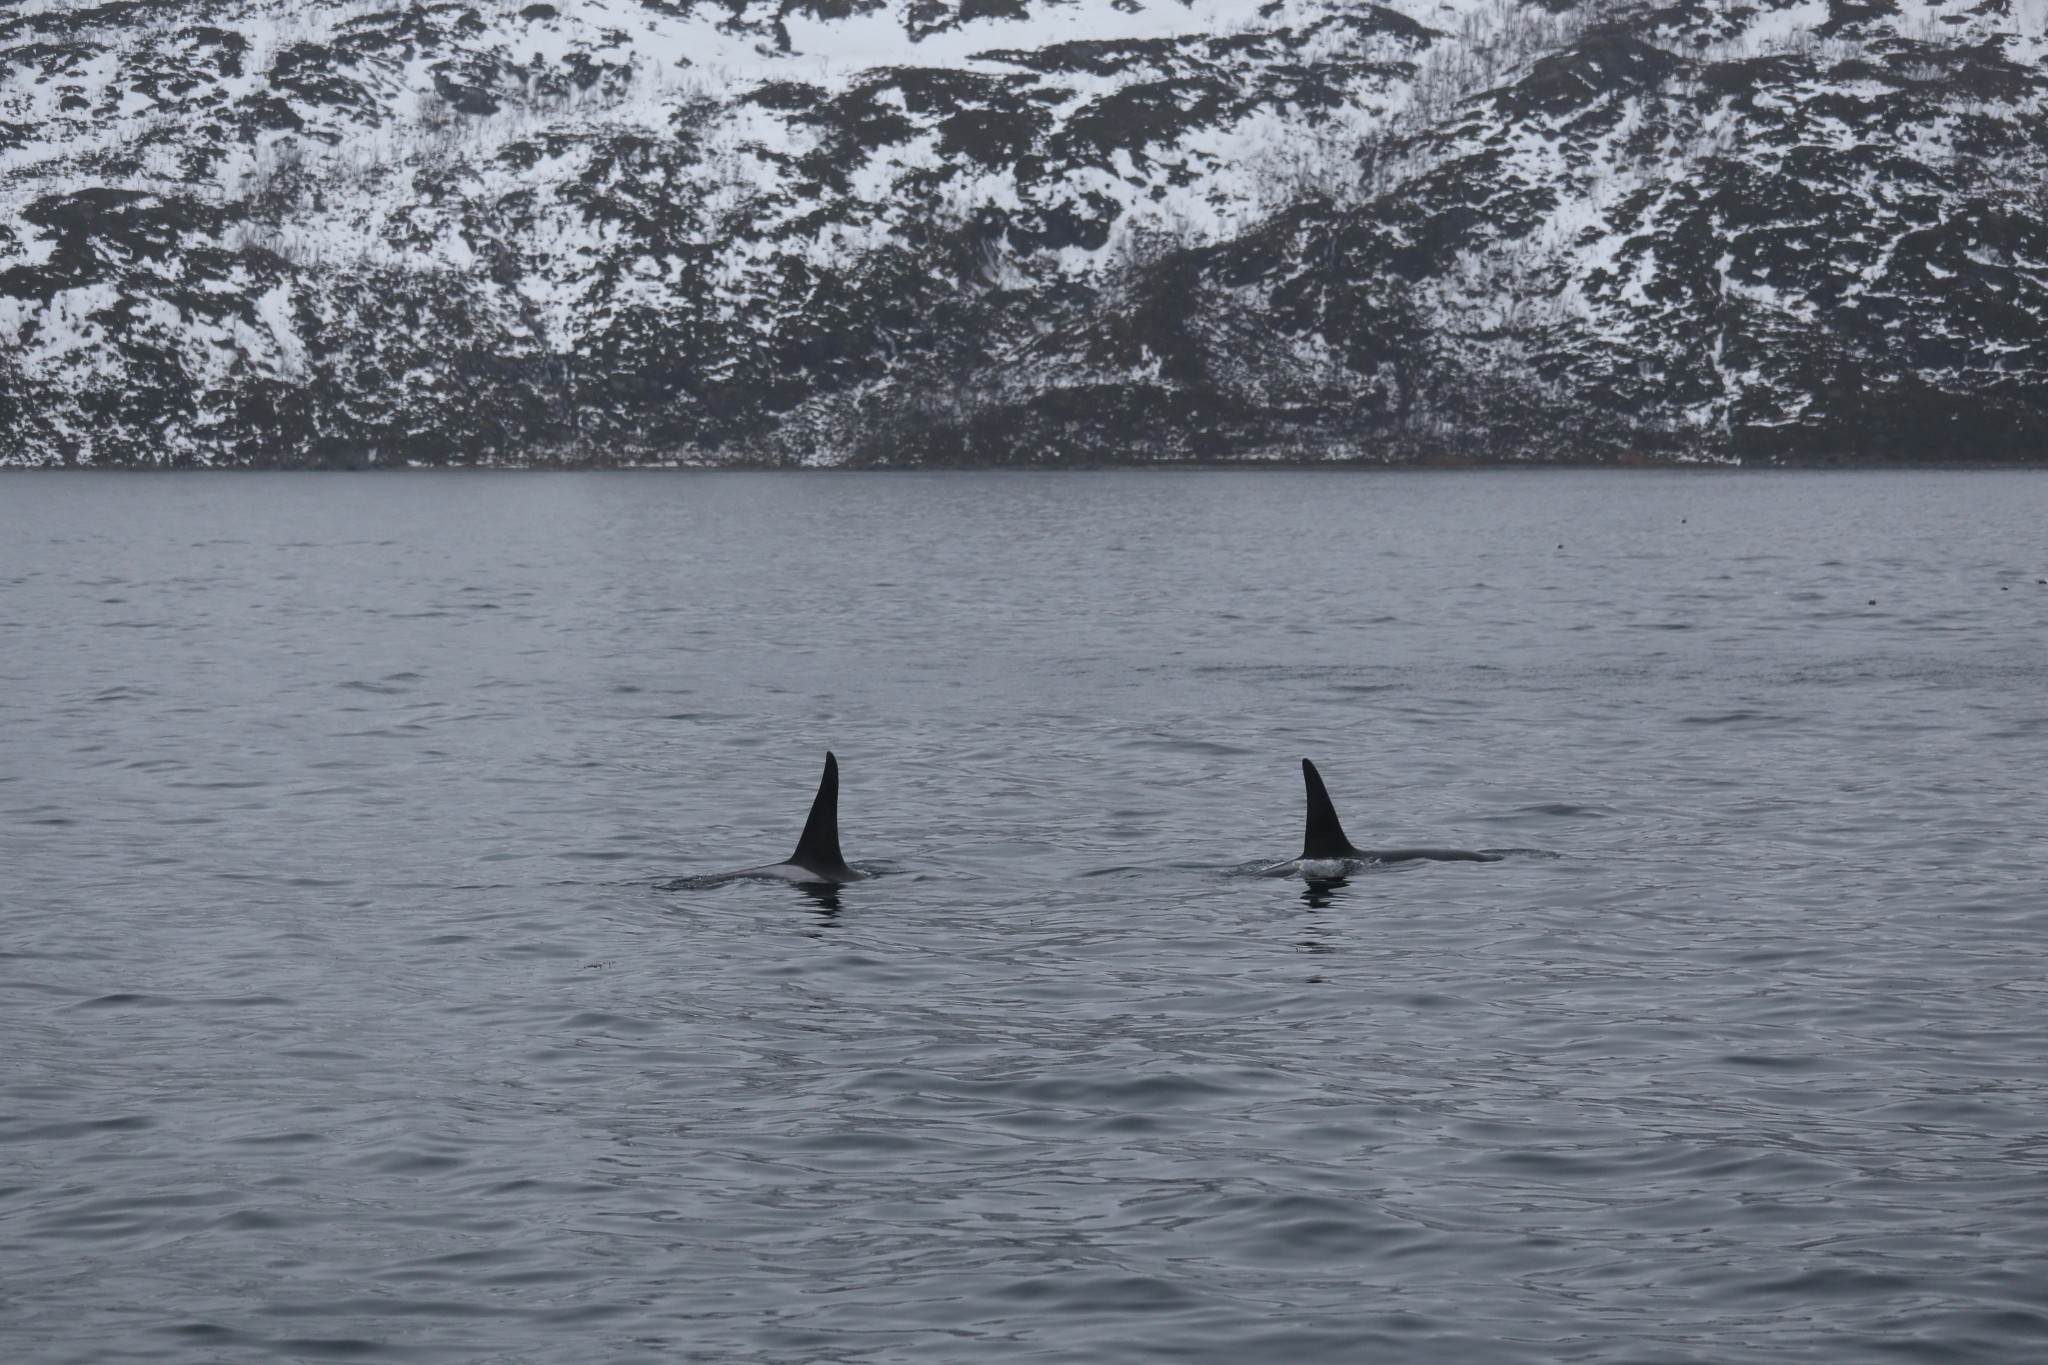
[3,0,2045,465]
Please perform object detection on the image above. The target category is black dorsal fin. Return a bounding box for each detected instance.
[789,752,850,874]
[1300,759,1358,860]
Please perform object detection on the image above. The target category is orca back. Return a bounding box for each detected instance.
[1300,758,1359,860]
[789,752,853,876]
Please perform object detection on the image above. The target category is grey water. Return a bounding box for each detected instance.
[3,469,2046,1364]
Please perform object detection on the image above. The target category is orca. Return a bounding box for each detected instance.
[679,752,867,887]
[1263,759,1501,879]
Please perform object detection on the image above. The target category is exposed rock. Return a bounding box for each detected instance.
[2,0,2043,465]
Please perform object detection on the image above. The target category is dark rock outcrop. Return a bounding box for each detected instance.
[2,0,2043,465]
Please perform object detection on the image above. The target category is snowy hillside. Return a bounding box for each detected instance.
[3,0,2046,465]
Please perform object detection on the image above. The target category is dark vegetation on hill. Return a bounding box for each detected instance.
[3,0,2045,466]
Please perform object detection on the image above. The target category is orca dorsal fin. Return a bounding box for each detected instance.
[789,752,851,875]
[1300,759,1358,860]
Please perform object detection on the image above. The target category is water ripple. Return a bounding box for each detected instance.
[2,470,2046,1363]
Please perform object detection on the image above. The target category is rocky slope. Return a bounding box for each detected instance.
[2,0,2045,465]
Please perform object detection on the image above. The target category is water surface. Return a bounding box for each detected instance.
[4,470,2046,1362]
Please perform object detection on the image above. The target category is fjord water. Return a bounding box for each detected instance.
[3,470,2045,1364]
